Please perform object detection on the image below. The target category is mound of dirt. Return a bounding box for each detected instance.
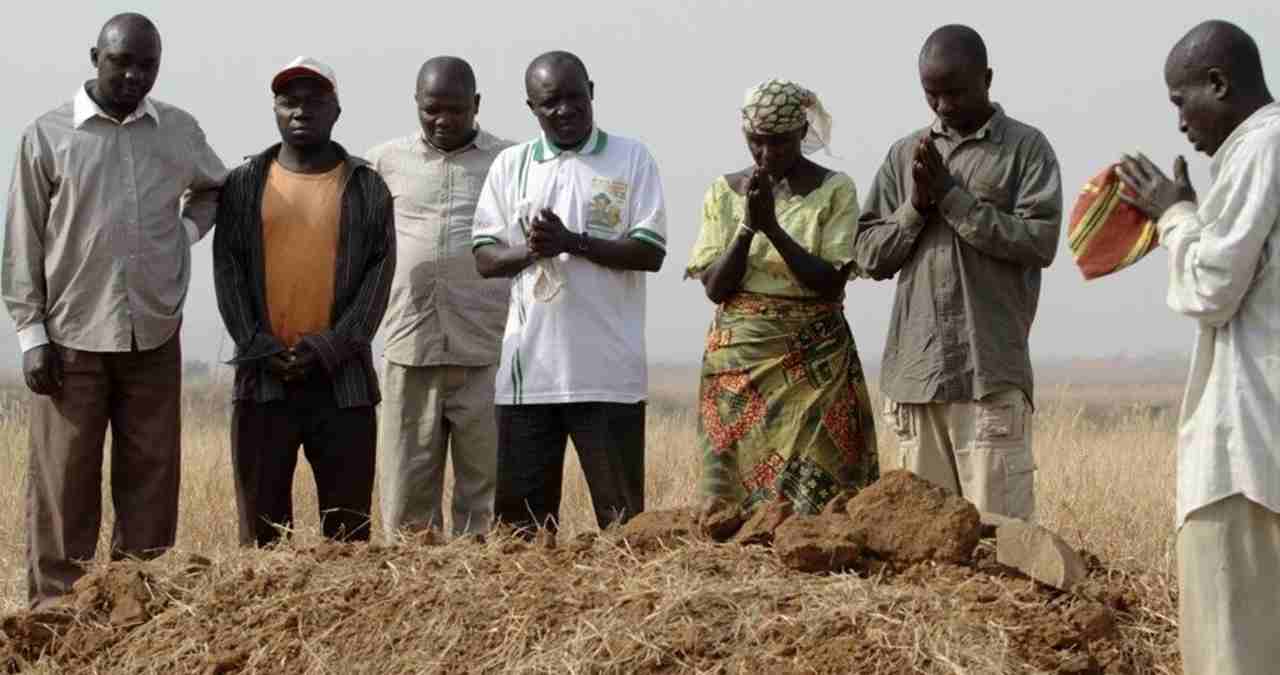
[0,472,1177,674]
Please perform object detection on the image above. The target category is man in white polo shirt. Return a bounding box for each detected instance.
[472,50,667,533]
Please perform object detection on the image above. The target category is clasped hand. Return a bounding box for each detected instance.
[910,136,953,213]
[744,167,779,235]
[1116,153,1197,222]
[267,344,319,383]
[527,208,574,258]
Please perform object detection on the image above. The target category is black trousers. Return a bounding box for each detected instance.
[494,402,645,532]
[231,372,376,546]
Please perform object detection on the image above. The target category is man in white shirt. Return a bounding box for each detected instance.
[1118,20,1279,675]
[472,51,667,534]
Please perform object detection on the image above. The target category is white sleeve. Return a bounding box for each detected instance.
[1157,137,1280,327]
[624,146,668,252]
[473,148,517,250]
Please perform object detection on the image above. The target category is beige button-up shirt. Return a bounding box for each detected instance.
[2,85,226,353]
[366,128,513,367]
[854,105,1063,404]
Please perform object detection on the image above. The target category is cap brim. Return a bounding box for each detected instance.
[271,67,334,94]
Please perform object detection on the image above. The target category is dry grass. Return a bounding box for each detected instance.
[0,368,1183,672]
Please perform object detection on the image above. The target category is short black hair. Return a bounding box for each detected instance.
[97,12,160,49]
[919,24,987,71]
[417,56,477,97]
[1168,20,1267,94]
[525,51,590,90]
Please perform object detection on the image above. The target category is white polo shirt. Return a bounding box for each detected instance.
[473,127,667,405]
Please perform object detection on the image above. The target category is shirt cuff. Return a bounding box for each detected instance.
[1156,201,1198,245]
[893,200,927,231]
[18,323,49,352]
[183,217,202,246]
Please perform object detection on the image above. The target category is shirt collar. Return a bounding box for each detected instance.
[417,125,498,156]
[930,103,1007,143]
[531,126,608,162]
[1209,102,1280,178]
[73,84,160,129]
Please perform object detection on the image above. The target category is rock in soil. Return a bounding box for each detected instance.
[843,470,982,564]
[733,500,795,547]
[774,514,866,573]
[996,520,1089,592]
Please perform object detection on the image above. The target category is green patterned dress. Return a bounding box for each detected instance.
[685,172,879,514]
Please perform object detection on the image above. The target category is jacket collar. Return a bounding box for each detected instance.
[247,141,369,172]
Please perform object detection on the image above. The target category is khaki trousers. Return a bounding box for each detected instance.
[378,363,498,537]
[884,389,1035,520]
[26,336,182,607]
[1178,494,1280,675]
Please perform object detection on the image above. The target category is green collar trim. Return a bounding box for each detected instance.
[531,127,608,162]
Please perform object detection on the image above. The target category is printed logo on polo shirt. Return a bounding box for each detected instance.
[587,177,628,237]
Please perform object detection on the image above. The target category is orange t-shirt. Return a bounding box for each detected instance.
[261,161,343,348]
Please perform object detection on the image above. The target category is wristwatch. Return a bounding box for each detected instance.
[575,231,590,255]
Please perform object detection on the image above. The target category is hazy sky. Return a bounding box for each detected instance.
[1,2,1277,368]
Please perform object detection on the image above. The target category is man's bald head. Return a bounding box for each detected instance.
[97,12,161,51]
[1166,20,1267,95]
[89,12,162,120]
[417,56,476,98]
[919,24,988,72]
[524,51,590,94]
[1162,20,1273,156]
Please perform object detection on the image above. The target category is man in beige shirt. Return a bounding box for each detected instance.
[854,25,1062,520]
[1,13,225,607]
[367,57,513,537]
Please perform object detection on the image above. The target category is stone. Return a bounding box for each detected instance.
[843,470,982,564]
[732,500,794,547]
[996,520,1089,592]
[774,515,865,573]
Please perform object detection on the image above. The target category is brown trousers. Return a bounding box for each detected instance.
[26,336,182,607]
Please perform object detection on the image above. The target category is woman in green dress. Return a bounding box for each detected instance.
[686,79,879,515]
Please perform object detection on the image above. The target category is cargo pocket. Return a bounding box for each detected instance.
[975,394,1024,442]
[967,392,1036,519]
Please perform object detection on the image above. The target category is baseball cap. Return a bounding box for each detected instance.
[271,56,338,98]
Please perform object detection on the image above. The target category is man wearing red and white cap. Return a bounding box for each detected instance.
[213,56,396,546]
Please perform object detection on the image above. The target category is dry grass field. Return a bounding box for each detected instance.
[0,364,1186,672]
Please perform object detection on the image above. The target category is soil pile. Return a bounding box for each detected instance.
[0,472,1178,674]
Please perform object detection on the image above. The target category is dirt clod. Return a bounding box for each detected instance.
[619,508,700,552]
[844,469,982,564]
[698,499,745,542]
[774,514,866,573]
[733,500,794,547]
